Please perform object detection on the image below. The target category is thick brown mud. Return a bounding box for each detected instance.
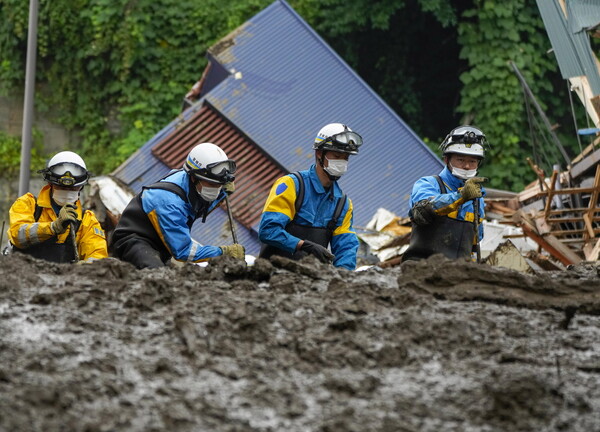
[0,253,599,431]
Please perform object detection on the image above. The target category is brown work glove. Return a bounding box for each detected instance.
[51,204,79,235]
[223,181,235,195]
[459,177,487,201]
[219,243,245,260]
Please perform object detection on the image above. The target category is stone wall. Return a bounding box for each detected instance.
[0,93,78,230]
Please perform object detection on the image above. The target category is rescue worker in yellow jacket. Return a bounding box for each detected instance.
[8,151,108,263]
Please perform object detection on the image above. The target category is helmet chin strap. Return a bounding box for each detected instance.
[318,151,340,181]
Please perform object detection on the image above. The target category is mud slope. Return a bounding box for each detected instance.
[0,253,599,432]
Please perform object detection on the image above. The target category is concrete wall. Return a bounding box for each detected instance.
[0,93,78,227]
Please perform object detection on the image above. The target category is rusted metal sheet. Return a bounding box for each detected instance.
[151,103,285,228]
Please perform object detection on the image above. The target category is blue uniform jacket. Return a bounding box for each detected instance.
[141,170,225,262]
[409,166,486,241]
[258,165,359,270]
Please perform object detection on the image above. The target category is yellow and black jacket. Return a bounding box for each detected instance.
[8,185,108,263]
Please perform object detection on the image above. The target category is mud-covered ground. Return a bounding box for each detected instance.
[1,252,599,432]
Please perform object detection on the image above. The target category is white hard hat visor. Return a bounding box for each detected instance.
[317,131,363,154]
[41,162,89,187]
[189,159,237,184]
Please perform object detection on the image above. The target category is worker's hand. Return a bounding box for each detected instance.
[411,200,434,225]
[219,243,245,260]
[223,181,235,195]
[51,204,79,235]
[460,177,487,201]
[300,240,335,264]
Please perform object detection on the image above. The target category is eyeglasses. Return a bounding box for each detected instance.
[190,159,237,183]
[321,131,363,152]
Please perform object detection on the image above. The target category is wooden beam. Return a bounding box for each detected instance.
[549,207,600,215]
[583,164,600,241]
[548,216,600,223]
[548,228,600,236]
[583,238,600,261]
[520,224,582,266]
[543,170,558,217]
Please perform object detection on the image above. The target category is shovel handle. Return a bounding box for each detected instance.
[224,195,238,245]
[473,198,481,263]
[70,222,79,262]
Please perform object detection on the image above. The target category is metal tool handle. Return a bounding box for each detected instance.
[473,198,481,263]
[70,222,79,262]
[224,195,238,244]
[0,221,5,251]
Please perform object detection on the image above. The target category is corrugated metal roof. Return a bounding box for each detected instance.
[152,103,286,228]
[203,0,443,226]
[112,0,447,255]
[567,0,600,33]
[537,0,600,95]
[111,104,264,255]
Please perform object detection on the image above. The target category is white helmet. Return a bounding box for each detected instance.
[183,143,236,184]
[440,126,488,159]
[40,151,89,187]
[313,123,363,155]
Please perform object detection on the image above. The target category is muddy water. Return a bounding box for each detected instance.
[0,253,599,431]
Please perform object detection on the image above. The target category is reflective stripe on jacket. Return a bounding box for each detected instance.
[258,164,359,270]
[8,185,108,262]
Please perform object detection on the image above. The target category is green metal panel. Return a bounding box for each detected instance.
[536,0,600,95]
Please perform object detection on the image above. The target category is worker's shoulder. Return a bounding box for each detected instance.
[10,192,37,209]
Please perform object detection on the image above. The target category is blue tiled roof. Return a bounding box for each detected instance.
[205,0,443,226]
[111,105,262,255]
[113,0,444,256]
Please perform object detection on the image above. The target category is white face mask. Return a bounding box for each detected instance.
[52,188,80,206]
[324,158,349,177]
[199,185,221,202]
[451,166,477,180]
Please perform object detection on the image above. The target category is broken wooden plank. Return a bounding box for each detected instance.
[519,223,583,266]
[544,170,558,218]
[583,238,600,261]
[583,164,600,241]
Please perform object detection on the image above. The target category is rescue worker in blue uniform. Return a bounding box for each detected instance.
[8,151,108,263]
[403,125,489,262]
[258,123,362,270]
[110,142,245,269]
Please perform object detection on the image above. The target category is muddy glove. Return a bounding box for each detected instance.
[51,204,79,235]
[219,243,245,260]
[300,240,335,264]
[223,181,235,195]
[411,200,435,226]
[460,177,487,201]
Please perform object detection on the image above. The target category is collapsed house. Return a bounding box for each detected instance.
[501,0,600,265]
[87,0,599,269]
[90,0,443,256]
[361,0,600,269]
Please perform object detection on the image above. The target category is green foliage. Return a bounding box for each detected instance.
[292,0,462,140]
[0,0,588,193]
[0,0,271,174]
[0,130,47,179]
[456,0,577,190]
